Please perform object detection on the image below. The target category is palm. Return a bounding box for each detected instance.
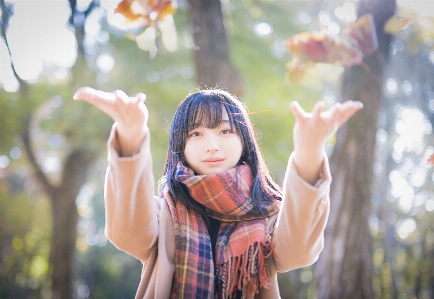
[286,100,363,184]
[73,87,149,156]
[73,87,148,128]
[290,101,363,152]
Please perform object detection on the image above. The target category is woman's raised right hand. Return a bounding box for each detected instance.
[73,87,149,157]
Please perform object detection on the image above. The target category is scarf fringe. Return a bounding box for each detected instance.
[218,241,274,299]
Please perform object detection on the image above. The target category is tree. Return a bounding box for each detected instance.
[187,0,242,95]
[315,0,396,298]
[0,1,101,298]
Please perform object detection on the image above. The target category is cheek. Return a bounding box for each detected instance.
[233,137,244,160]
[183,141,192,160]
[183,139,200,165]
[181,139,190,161]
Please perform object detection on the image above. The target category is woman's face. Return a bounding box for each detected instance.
[184,106,243,175]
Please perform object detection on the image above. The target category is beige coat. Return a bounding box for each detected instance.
[104,125,331,299]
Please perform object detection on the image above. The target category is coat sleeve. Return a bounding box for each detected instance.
[104,123,159,262]
[272,152,331,272]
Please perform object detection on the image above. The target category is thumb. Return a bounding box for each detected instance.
[73,87,96,101]
[289,101,307,122]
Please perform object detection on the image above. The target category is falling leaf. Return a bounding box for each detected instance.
[115,0,141,21]
[136,26,158,58]
[286,29,363,66]
[114,0,178,57]
[158,14,178,52]
[428,154,434,165]
[303,32,329,61]
[347,14,378,56]
[285,14,378,82]
[384,16,410,34]
[285,60,309,83]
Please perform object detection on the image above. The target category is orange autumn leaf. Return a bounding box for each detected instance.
[384,16,410,34]
[114,0,178,57]
[114,0,143,22]
[285,14,378,82]
[294,31,329,62]
[347,14,378,56]
[284,60,310,83]
[115,0,176,24]
[286,30,362,65]
[150,1,176,20]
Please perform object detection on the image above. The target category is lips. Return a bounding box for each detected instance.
[203,157,224,165]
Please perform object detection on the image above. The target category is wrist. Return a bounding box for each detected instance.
[293,151,323,170]
[115,124,148,157]
[293,144,323,162]
[292,148,324,186]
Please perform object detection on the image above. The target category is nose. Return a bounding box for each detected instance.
[205,133,219,153]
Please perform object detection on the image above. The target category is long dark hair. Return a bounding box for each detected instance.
[163,89,282,221]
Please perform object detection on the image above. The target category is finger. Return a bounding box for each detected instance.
[73,87,96,101]
[136,93,147,102]
[74,87,116,102]
[73,86,95,100]
[131,93,147,106]
[289,101,308,121]
[335,101,363,127]
[113,90,130,104]
[340,100,363,109]
[312,101,326,118]
[322,102,341,119]
[73,87,118,117]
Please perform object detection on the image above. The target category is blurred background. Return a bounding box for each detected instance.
[0,0,433,298]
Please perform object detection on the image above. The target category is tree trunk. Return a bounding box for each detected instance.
[431,248,434,299]
[48,2,97,297]
[188,0,242,96]
[22,118,93,299]
[315,1,395,298]
[50,151,92,299]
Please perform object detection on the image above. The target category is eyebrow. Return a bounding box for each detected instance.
[188,120,232,132]
[192,120,230,126]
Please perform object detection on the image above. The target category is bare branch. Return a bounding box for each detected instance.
[84,0,100,18]
[0,0,55,198]
[67,0,100,60]
[0,0,27,91]
[67,0,100,26]
[22,116,56,199]
[67,0,77,27]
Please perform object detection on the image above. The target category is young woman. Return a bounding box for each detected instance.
[73,87,362,299]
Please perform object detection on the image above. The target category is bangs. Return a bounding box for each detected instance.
[185,94,237,131]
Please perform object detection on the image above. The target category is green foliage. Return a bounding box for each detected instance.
[0,90,21,152]
[0,188,52,298]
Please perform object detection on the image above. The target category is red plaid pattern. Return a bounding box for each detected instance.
[159,163,281,299]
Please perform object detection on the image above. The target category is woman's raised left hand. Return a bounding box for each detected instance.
[289,100,363,184]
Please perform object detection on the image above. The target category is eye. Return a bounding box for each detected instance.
[188,131,201,137]
[221,129,232,135]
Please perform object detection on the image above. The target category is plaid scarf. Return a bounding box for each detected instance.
[158,162,281,299]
